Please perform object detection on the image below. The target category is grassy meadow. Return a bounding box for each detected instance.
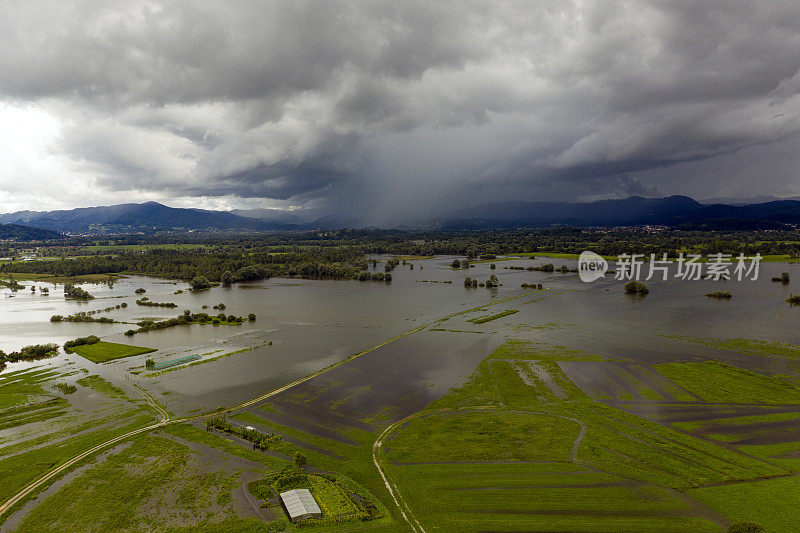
[66,341,156,363]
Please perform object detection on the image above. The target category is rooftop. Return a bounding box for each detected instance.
[279,488,322,522]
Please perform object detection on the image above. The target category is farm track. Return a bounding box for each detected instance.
[0,290,533,522]
[371,406,587,532]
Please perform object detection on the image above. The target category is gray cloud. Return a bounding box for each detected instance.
[0,0,799,221]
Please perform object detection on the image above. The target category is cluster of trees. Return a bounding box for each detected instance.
[190,276,214,290]
[51,313,115,323]
[463,275,499,288]
[705,291,732,299]
[507,263,557,272]
[520,283,544,289]
[624,281,650,295]
[356,271,392,281]
[451,259,471,269]
[205,417,282,451]
[63,284,94,299]
[0,277,24,291]
[384,258,400,272]
[11,229,800,290]
[771,272,790,283]
[124,310,247,335]
[135,299,177,308]
[0,343,59,369]
[63,335,100,351]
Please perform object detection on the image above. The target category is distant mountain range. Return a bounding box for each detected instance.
[0,202,301,234]
[2,196,800,235]
[439,196,800,229]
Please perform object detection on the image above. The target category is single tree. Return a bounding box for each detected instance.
[293,452,308,468]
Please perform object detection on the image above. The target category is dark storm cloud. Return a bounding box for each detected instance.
[0,0,799,219]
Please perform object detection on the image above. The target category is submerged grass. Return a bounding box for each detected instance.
[488,339,605,361]
[467,309,519,324]
[75,375,129,400]
[11,433,265,533]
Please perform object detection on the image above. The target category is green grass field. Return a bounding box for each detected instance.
[372,336,797,532]
[688,476,800,533]
[655,361,800,403]
[387,462,720,532]
[670,336,800,360]
[67,340,156,363]
[11,433,273,533]
[0,272,120,283]
[387,410,578,463]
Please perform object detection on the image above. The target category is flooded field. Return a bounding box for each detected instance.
[4,255,800,531]
[4,255,800,421]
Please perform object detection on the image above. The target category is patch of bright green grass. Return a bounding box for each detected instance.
[676,412,800,434]
[688,476,800,533]
[655,361,800,404]
[737,441,800,467]
[67,341,156,363]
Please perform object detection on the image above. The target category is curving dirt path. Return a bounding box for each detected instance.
[371,406,587,533]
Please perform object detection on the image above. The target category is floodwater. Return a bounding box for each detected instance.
[3,255,800,418]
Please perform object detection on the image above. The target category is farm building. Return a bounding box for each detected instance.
[279,489,322,522]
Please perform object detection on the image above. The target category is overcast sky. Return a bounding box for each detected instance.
[1,1,799,223]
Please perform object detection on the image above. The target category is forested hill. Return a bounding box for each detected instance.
[0,223,63,241]
[0,202,299,234]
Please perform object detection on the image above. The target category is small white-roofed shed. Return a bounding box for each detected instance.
[279,488,322,522]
